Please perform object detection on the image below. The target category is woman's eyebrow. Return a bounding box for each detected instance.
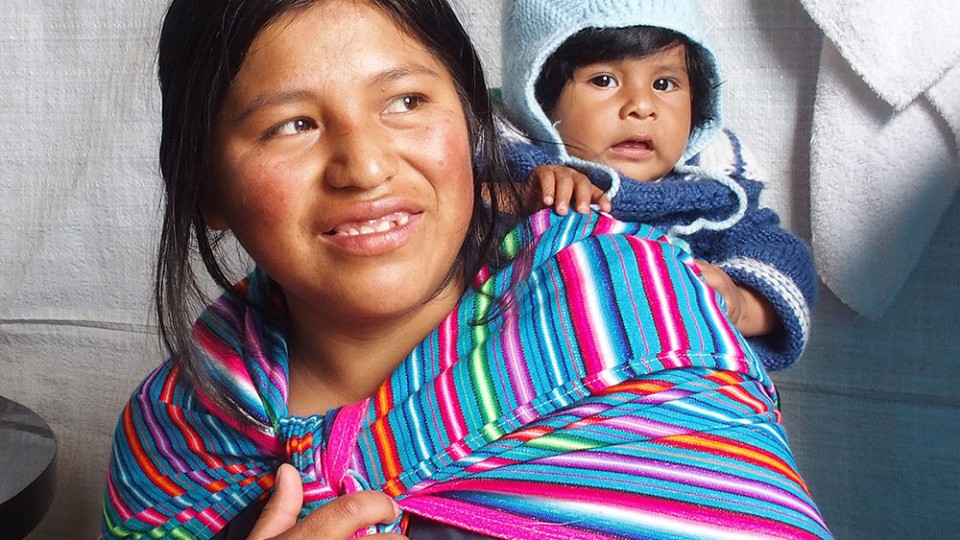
[233,89,314,122]
[232,65,442,122]
[371,64,442,87]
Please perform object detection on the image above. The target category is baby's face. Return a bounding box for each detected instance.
[550,44,693,182]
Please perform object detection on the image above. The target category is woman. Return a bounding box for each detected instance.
[101,0,832,538]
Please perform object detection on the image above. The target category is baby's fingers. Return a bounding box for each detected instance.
[552,170,576,215]
[595,190,613,213]
[537,171,557,207]
[573,179,609,214]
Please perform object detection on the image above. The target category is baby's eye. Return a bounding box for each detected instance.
[269,117,317,138]
[653,78,678,91]
[588,74,618,88]
[384,94,426,114]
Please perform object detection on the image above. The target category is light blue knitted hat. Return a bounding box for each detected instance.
[501,0,724,168]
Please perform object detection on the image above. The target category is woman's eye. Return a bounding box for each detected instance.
[653,78,677,91]
[588,74,618,88]
[384,94,426,114]
[269,118,316,138]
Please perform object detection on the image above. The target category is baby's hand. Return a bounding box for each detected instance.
[695,260,777,337]
[524,164,612,215]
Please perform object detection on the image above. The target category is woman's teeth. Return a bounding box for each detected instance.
[333,212,410,236]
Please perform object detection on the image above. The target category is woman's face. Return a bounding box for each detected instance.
[207,0,474,329]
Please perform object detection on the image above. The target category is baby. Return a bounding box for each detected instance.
[501,0,817,371]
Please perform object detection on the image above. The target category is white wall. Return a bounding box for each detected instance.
[1,1,956,538]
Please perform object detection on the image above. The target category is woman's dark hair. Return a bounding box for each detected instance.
[534,26,717,130]
[155,0,518,405]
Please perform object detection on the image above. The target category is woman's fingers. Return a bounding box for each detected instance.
[298,491,403,539]
[249,463,405,540]
[248,464,304,539]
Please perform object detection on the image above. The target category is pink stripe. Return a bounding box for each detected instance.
[322,400,369,493]
[545,263,585,383]
[134,507,167,527]
[194,324,250,384]
[500,291,537,423]
[243,310,287,394]
[434,369,467,447]
[402,496,602,540]
[105,475,134,521]
[464,456,518,473]
[608,239,655,368]
[556,246,606,376]
[592,212,621,236]
[409,479,819,539]
[446,438,471,461]
[632,237,689,365]
[197,507,227,530]
[434,315,469,448]
[439,313,458,370]
[303,483,336,501]
[530,208,552,236]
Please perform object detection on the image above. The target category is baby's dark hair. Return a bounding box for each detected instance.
[535,26,717,130]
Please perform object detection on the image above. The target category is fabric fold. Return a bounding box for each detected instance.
[800,0,960,318]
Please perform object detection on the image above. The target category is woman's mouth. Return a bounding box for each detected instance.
[327,211,411,236]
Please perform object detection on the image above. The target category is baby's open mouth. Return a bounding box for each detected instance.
[327,212,411,236]
[613,137,654,151]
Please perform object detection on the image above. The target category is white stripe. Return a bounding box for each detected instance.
[571,243,617,373]
[548,499,781,540]
[717,257,810,348]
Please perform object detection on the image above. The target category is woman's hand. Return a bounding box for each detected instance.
[249,464,408,540]
[695,260,778,338]
[524,164,612,215]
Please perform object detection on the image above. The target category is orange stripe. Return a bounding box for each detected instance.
[666,433,804,486]
[168,405,225,470]
[207,480,228,492]
[375,383,393,416]
[719,384,768,414]
[372,418,402,489]
[122,403,185,497]
[160,362,182,403]
[706,371,745,386]
[595,378,675,396]
[626,441,809,495]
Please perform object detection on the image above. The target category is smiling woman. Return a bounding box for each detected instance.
[100,0,831,539]
[203,2,476,415]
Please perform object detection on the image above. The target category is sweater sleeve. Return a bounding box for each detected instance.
[693,130,817,371]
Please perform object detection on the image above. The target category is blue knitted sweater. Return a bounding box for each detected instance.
[503,129,816,371]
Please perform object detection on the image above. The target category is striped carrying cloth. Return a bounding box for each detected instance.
[102,210,832,539]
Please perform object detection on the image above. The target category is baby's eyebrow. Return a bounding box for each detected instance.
[650,62,689,76]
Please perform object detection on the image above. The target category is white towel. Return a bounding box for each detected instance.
[800,0,960,319]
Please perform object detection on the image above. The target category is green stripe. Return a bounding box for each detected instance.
[501,228,521,258]
[471,267,503,438]
[525,433,600,452]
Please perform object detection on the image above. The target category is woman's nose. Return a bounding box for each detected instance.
[619,87,658,120]
[323,124,397,190]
